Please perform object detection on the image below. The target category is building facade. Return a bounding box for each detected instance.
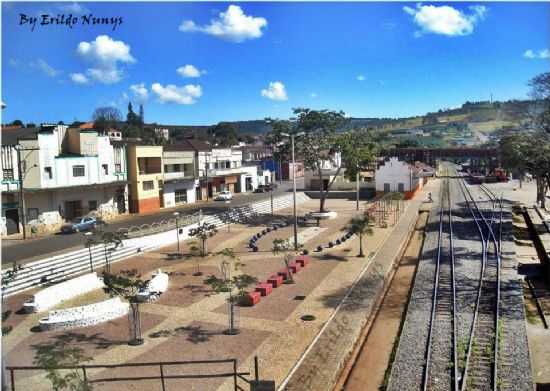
[375,157,427,199]
[127,144,163,214]
[1,125,128,235]
[162,146,197,208]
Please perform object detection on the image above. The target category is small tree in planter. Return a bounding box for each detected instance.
[272,238,300,284]
[1,263,22,336]
[343,212,374,258]
[204,248,257,335]
[102,269,148,346]
[89,229,123,273]
[188,222,218,276]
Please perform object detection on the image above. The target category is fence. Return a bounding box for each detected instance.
[6,357,262,391]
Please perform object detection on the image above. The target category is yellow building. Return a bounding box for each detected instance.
[127,144,163,213]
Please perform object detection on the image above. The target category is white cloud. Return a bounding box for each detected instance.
[70,73,89,84]
[130,83,149,101]
[75,35,135,84]
[356,75,366,81]
[179,5,267,43]
[8,58,19,67]
[30,59,61,77]
[151,83,202,105]
[177,64,205,78]
[57,2,89,14]
[310,93,318,99]
[403,4,487,37]
[261,81,288,101]
[524,48,550,59]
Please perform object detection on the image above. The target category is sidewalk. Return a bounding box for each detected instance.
[280,180,437,391]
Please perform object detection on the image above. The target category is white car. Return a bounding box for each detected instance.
[215,190,233,201]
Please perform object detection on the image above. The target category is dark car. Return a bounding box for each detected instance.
[253,185,267,193]
[60,216,99,234]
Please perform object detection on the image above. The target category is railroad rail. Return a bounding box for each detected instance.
[457,173,502,391]
[423,170,459,391]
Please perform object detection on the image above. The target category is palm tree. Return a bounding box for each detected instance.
[344,212,373,258]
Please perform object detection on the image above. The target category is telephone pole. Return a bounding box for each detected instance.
[15,145,39,240]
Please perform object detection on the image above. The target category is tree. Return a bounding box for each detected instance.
[92,106,122,133]
[88,229,123,273]
[268,108,347,212]
[272,238,299,284]
[208,122,239,146]
[102,269,148,346]
[9,119,23,127]
[343,212,373,257]
[204,248,257,335]
[188,222,218,257]
[528,72,550,134]
[126,102,140,127]
[139,104,144,127]
[33,337,93,391]
[26,122,36,128]
[1,263,22,336]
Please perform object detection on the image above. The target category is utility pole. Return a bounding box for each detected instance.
[205,155,209,201]
[16,146,27,240]
[15,146,38,240]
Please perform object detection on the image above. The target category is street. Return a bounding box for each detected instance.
[1,180,301,265]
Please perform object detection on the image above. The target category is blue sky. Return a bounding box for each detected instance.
[2,2,550,125]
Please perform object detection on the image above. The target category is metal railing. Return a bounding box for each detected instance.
[6,357,261,391]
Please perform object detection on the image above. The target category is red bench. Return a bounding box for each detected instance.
[295,255,311,267]
[267,274,283,288]
[277,269,291,280]
[255,283,273,296]
[288,262,301,273]
[242,291,261,306]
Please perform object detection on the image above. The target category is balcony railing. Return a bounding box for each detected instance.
[164,171,195,181]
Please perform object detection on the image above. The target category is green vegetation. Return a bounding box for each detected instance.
[343,212,374,258]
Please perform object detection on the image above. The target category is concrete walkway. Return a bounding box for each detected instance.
[280,180,437,391]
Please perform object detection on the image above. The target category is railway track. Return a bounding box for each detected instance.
[423,175,459,391]
[456,175,502,391]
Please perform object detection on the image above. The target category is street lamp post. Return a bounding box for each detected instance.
[356,165,360,211]
[174,212,181,255]
[281,132,305,251]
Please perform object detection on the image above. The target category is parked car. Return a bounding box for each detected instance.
[60,216,99,234]
[215,190,233,201]
[253,185,267,193]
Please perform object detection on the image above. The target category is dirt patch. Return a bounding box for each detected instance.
[342,212,427,391]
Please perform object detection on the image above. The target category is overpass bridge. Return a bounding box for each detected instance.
[386,147,500,169]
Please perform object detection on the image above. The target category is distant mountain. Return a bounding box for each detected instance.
[154,99,539,139]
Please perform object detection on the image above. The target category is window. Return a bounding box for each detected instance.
[175,189,188,204]
[73,165,85,177]
[398,183,405,192]
[88,200,98,211]
[143,181,154,191]
[3,169,14,180]
[102,164,109,175]
[44,167,52,180]
[115,163,122,173]
[27,208,39,221]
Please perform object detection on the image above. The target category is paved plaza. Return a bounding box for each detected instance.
[3,188,433,391]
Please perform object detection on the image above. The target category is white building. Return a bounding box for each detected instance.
[162,145,197,208]
[375,157,431,199]
[1,125,128,235]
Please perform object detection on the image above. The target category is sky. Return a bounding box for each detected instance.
[2,1,550,125]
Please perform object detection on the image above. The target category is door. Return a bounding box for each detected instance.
[398,183,405,192]
[5,209,19,235]
[116,193,126,214]
[65,200,82,220]
[383,183,390,192]
[195,186,202,201]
